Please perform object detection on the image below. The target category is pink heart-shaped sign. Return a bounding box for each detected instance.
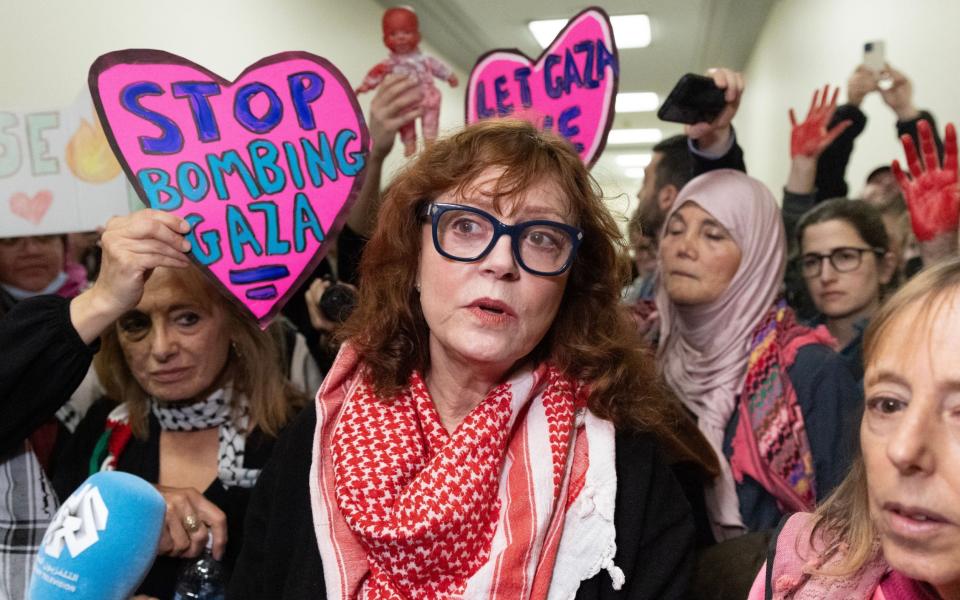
[9,190,54,225]
[465,7,618,167]
[90,50,368,327]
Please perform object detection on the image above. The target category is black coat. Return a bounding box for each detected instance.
[52,398,279,599]
[229,404,696,599]
[0,295,97,455]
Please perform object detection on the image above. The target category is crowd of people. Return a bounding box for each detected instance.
[2,55,959,600]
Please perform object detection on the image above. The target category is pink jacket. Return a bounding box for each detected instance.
[747,513,890,599]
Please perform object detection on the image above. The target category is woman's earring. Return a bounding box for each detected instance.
[415,282,422,293]
[231,340,242,359]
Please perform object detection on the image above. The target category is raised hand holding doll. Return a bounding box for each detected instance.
[356,7,458,157]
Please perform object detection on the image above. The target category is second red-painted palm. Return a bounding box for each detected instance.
[789,85,852,158]
[892,120,959,242]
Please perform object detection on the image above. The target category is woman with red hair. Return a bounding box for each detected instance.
[230,119,716,599]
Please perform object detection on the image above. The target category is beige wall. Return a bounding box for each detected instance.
[735,0,960,198]
[0,1,642,227]
[0,0,466,182]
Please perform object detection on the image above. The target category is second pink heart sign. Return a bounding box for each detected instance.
[465,7,619,167]
[90,50,368,327]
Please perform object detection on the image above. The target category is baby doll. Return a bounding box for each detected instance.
[356,7,458,156]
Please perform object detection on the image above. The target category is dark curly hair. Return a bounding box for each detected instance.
[340,119,717,469]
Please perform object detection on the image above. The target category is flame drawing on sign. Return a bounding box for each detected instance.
[66,117,122,183]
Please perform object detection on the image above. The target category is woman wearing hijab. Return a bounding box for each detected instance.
[656,169,862,542]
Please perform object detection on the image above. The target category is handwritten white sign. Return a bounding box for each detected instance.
[0,93,133,238]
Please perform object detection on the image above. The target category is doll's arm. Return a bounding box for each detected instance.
[425,56,458,87]
[356,61,390,94]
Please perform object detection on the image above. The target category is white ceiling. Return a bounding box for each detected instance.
[375,0,776,205]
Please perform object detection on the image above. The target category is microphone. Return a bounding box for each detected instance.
[28,471,165,600]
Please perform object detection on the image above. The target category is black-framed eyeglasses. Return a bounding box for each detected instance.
[799,246,886,278]
[424,202,584,276]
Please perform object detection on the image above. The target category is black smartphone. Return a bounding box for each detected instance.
[657,73,726,125]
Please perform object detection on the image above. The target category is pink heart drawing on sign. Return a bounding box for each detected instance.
[9,190,53,225]
[89,50,368,327]
[465,7,618,167]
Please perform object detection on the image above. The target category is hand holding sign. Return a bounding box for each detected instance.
[466,7,618,167]
[69,209,191,344]
[89,50,368,327]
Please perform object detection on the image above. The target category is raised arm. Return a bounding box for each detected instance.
[347,74,424,238]
[1,210,190,452]
[814,66,874,201]
[881,64,944,161]
[783,85,852,239]
[686,67,745,158]
[686,67,747,176]
[891,120,959,265]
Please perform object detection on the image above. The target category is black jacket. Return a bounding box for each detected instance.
[229,404,696,599]
[52,398,280,600]
[0,295,97,455]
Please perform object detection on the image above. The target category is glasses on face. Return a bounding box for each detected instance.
[0,235,61,249]
[799,246,885,278]
[425,202,583,276]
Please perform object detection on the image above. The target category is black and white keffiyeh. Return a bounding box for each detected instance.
[107,387,261,488]
[150,388,233,431]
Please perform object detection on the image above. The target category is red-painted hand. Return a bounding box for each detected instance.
[892,120,959,242]
[788,85,852,158]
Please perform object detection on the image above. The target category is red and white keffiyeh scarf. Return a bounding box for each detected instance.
[310,345,622,600]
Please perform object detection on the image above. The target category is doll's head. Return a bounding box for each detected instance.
[382,7,420,54]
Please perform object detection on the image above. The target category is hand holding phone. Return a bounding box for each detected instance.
[657,73,726,125]
[847,65,878,107]
[659,68,744,155]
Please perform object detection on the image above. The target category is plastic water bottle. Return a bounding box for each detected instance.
[172,533,226,600]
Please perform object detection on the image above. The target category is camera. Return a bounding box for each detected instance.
[319,282,358,323]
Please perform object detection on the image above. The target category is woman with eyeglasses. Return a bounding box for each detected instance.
[0,232,91,597]
[656,170,861,544]
[229,119,719,599]
[749,256,960,600]
[796,198,898,380]
[0,234,87,317]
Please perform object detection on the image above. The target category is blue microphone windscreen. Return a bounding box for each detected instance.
[28,471,166,600]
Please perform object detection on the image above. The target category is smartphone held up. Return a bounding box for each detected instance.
[657,73,726,125]
[864,40,893,90]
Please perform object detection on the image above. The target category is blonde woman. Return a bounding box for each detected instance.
[53,265,305,599]
[750,256,960,599]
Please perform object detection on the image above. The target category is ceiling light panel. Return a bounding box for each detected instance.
[607,129,663,145]
[616,92,659,113]
[528,14,651,49]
